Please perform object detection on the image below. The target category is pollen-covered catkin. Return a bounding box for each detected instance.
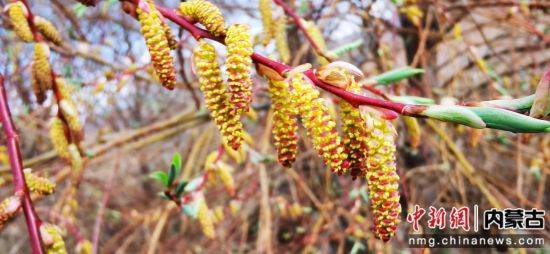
[49,117,70,160]
[0,195,21,229]
[216,161,235,196]
[274,16,290,63]
[364,115,401,242]
[34,16,63,46]
[179,0,226,36]
[32,42,53,104]
[291,75,347,174]
[197,197,216,238]
[6,2,33,42]
[40,223,67,254]
[137,0,176,90]
[339,82,369,179]
[303,20,329,65]
[24,168,56,195]
[225,24,253,115]
[259,0,274,45]
[193,41,243,150]
[268,79,298,167]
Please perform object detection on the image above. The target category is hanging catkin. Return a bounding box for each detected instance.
[6,2,34,42]
[268,79,298,167]
[179,0,226,36]
[225,24,253,115]
[193,41,243,150]
[259,0,274,45]
[136,0,176,89]
[34,16,63,46]
[291,75,348,174]
[274,16,290,64]
[32,42,53,104]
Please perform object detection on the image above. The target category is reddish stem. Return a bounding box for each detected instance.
[272,0,334,62]
[0,75,45,254]
[151,4,420,116]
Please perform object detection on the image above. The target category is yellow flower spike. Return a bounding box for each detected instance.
[193,41,243,150]
[303,20,328,65]
[32,42,53,104]
[179,0,226,36]
[136,0,176,90]
[259,0,274,45]
[40,223,67,254]
[196,197,216,239]
[34,16,63,46]
[268,79,298,167]
[59,100,82,134]
[68,144,83,172]
[0,195,22,229]
[215,161,235,196]
[339,85,370,179]
[24,168,56,195]
[291,75,348,174]
[75,240,93,254]
[363,115,401,242]
[6,2,34,42]
[213,206,224,224]
[274,16,290,63]
[225,24,253,115]
[49,117,71,160]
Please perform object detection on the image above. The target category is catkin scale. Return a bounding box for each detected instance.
[225,24,253,115]
[137,0,176,90]
[32,42,53,104]
[268,79,298,167]
[34,16,63,46]
[291,76,347,174]
[179,0,226,36]
[193,41,243,150]
[364,115,401,242]
[6,2,34,42]
[40,224,67,254]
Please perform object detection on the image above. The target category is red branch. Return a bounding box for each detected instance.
[0,75,45,254]
[151,3,420,116]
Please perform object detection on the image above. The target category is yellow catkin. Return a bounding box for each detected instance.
[364,115,401,242]
[197,197,216,238]
[0,195,21,229]
[40,223,67,254]
[259,0,274,45]
[75,240,93,254]
[291,75,347,174]
[34,16,63,46]
[268,79,298,167]
[68,144,83,172]
[49,117,70,160]
[7,2,33,42]
[303,20,328,65]
[24,168,56,195]
[274,16,290,63]
[160,20,177,50]
[225,24,253,115]
[339,81,369,179]
[32,42,52,104]
[215,161,235,196]
[193,41,243,150]
[179,0,226,36]
[137,0,176,90]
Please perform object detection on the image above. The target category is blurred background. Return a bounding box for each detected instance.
[0,0,548,253]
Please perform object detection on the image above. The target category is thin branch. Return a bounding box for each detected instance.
[0,75,45,254]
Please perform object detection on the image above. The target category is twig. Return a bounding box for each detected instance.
[0,75,45,253]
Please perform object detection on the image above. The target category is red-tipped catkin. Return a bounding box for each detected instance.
[193,41,243,150]
[136,0,176,90]
[268,79,298,167]
[364,115,401,242]
[291,75,347,174]
[179,0,226,36]
[339,82,369,179]
[225,24,253,115]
